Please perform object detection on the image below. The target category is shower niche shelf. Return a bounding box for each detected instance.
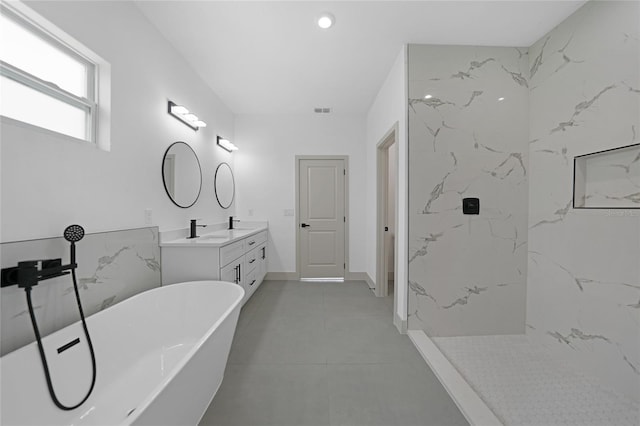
[573,143,640,209]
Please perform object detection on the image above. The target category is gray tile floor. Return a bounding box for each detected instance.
[200,280,468,426]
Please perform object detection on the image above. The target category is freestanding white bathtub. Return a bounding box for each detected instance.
[1,280,244,426]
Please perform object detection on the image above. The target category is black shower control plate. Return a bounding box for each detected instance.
[463,197,480,214]
[1,267,18,287]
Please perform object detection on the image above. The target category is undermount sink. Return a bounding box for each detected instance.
[199,235,229,241]
[159,222,266,248]
[210,229,254,237]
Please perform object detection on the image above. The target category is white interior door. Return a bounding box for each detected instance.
[299,158,345,279]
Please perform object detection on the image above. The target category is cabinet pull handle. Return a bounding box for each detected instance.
[250,280,256,286]
[248,241,256,246]
[234,266,239,284]
[262,247,266,259]
[249,259,256,264]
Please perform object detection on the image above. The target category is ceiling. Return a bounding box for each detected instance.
[135,1,586,115]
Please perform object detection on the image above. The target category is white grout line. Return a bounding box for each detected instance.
[407,330,503,426]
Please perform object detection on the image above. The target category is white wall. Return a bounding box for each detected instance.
[365,47,408,322]
[234,114,367,275]
[1,1,236,243]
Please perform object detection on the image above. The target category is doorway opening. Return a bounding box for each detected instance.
[376,125,398,307]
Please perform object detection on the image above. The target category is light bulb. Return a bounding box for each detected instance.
[318,13,334,29]
[218,138,239,151]
[170,104,189,115]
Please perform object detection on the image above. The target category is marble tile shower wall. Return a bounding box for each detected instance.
[526,1,639,400]
[1,227,161,355]
[407,45,529,336]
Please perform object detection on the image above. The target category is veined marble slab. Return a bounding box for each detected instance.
[527,0,640,401]
[407,44,529,336]
[1,227,161,355]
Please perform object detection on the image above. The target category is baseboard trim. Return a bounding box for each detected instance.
[345,271,375,288]
[264,272,299,281]
[266,271,376,287]
[407,330,502,426]
[394,313,407,334]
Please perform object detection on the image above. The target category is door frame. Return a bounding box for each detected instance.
[376,123,398,298]
[295,155,349,280]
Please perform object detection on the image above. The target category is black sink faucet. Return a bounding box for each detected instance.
[229,216,240,230]
[187,219,207,239]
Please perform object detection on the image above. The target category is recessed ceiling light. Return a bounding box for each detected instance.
[424,94,433,99]
[318,13,334,29]
[498,97,505,101]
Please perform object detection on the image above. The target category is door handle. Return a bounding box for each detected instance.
[301,223,310,228]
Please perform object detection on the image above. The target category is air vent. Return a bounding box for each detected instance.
[314,107,332,114]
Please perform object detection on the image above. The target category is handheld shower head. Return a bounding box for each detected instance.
[64,225,84,266]
[63,225,85,243]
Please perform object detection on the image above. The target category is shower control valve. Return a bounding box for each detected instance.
[1,258,73,288]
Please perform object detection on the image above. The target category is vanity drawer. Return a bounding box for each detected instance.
[245,246,260,273]
[219,239,245,267]
[245,231,267,249]
[244,267,259,301]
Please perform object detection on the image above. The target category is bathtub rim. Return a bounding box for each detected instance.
[1,280,244,425]
[122,280,244,425]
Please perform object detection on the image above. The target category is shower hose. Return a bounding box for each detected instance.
[25,266,97,410]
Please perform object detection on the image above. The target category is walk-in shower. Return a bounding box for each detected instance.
[407,2,640,424]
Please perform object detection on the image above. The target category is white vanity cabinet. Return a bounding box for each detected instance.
[220,257,244,287]
[243,241,267,301]
[161,228,268,305]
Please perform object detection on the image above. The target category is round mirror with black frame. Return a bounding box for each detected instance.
[162,141,202,208]
[214,162,235,209]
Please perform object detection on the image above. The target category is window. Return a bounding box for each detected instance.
[0,2,110,147]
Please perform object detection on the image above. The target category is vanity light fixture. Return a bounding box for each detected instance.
[168,100,207,130]
[217,136,239,153]
[317,12,334,29]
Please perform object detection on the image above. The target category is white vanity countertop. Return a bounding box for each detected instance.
[159,222,268,248]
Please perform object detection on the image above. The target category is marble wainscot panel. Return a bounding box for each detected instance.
[527,1,640,401]
[1,227,161,356]
[407,44,529,336]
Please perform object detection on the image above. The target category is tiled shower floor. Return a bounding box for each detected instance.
[432,335,639,426]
